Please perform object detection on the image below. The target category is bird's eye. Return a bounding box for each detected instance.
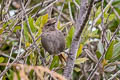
[47,24,51,26]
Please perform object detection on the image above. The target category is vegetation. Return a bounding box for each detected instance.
[0,0,120,80]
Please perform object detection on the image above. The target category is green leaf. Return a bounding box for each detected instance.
[57,21,61,30]
[74,67,81,72]
[13,26,21,32]
[96,5,111,25]
[28,16,37,33]
[35,14,48,38]
[75,58,88,64]
[95,7,101,25]
[41,14,48,26]
[76,44,83,58]
[96,51,101,59]
[6,70,14,80]
[35,16,42,26]
[106,30,111,41]
[88,29,99,38]
[57,21,64,30]
[105,40,115,60]
[66,26,75,48]
[3,22,8,29]
[75,0,80,4]
[109,14,115,21]
[0,57,4,63]
[30,52,36,65]
[66,0,72,2]
[23,22,30,41]
[112,41,120,59]
[0,28,3,34]
[50,56,59,70]
[104,65,116,72]
[98,40,104,54]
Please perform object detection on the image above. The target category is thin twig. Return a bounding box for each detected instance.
[106,0,120,20]
[16,10,24,57]
[73,0,80,9]
[0,0,4,20]
[21,2,46,66]
[56,0,65,26]
[108,70,120,80]
[93,0,115,26]
[0,52,15,60]
[101,0,105,44]
[5,45,14,69]
[53,7,70,21]
[0,53,24,78]
[26,0,54,12]
[4,0,12,13]
[68,1,74,23]
[37,0,58,16]
[87,24,120,80]
[0,43,38,77]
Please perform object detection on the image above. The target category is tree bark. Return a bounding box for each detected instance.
[63,0,94,79]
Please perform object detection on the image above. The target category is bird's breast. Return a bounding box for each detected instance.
[41,31,65,55]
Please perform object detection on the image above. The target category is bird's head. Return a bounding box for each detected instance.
[42,18,57,32]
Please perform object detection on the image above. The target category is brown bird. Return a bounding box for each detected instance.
[41,18,65,56]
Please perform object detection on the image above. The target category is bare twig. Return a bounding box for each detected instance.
[25,0,31,8]
[56,0,65,25]
[68,1,74,23]
[106,0,120,20]
[0,44,39,78]
[104,61,120,68]
[0,53,24,78]
[5,45,14,69]
[37,0,58,15]
[87,24,120,80]
[21,2,46,66]
[3,0,54,22]
[26,0,54,12]
[0,52,15,60]
[108,70,120,80]
[93,0,115,26]
[4,0,12,13]
[53,7,70,21]
[0,0,4,20]
[101,0,105,44]
[73,0,80,9]
[17,10,24,57]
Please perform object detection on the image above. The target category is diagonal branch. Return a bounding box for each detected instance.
[21,2,46,66]
[63,0,94,79]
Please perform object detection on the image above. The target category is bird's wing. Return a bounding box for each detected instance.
[41,33,54,54]
[53,31,65,53]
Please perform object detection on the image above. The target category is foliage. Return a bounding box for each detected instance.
[0,0,120,80]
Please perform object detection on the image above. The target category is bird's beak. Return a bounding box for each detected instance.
[47,18,56,24]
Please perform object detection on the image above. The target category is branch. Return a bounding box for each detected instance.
[0,0,4,20]
[93,0,115,26]
[106,0,120,20]
[21,2,46,66]
[63,0,94,79]
[68,1,74,23]
[108,70,120,80]
[87,24,120,80]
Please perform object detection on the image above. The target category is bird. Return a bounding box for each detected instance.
[41,18,65,56]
